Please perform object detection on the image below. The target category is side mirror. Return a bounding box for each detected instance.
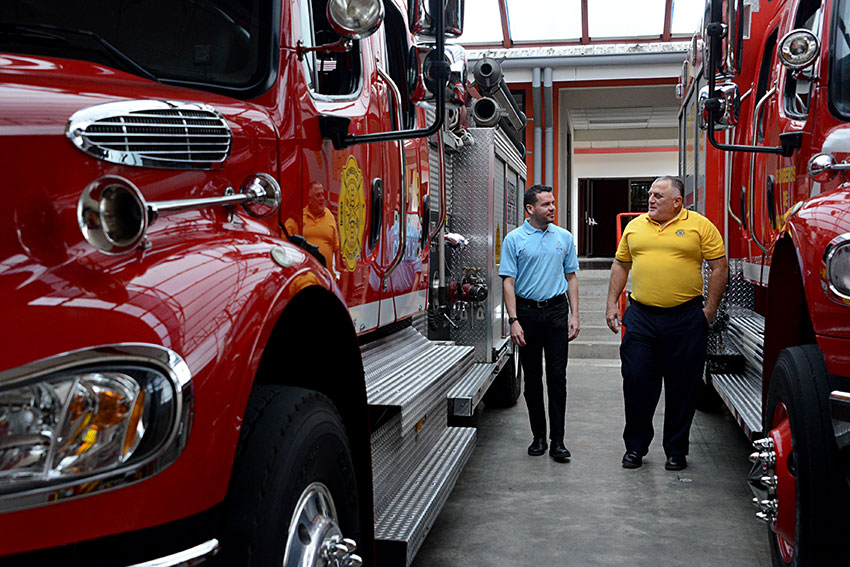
[408,0,464,37]
[703,0,745,77]
[698,82,740,130]
[327,0,384,39]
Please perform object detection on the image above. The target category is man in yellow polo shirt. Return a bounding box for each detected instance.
[605,176,728,471]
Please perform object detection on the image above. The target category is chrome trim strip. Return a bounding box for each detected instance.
[127,539,219,567]
[0,344,193,513]
[66,100,232,170]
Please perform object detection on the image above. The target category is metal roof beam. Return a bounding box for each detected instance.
[581,0,589,44]
[662,0,673,42]
[497,0,513,49]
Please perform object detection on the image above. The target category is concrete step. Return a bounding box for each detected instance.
[580,324,620,342]
[569,340,620,359]
[374,426,476,567]
[578,295,608,313]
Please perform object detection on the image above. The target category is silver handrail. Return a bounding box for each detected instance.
[727,88,752,228]
[376,67,408,283]
[748,84,776,254]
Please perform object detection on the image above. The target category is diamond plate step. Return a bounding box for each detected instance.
[362,327,475,431]
[374,426,476,567]
[713,370,763,440]
[447,362,498,417]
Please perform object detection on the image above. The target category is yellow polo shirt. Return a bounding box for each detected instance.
[615,209,725,308]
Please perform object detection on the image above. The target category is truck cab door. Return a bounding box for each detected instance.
[376,3,429,325]
[291,0,389,333]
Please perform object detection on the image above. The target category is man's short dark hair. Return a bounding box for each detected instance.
[655,175,685,197]
[525,185,554,208]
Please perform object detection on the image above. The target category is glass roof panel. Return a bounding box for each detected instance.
[458,0,505,44]
[506,0,583,42]
[671,0,705,35]
[588,0,666,39]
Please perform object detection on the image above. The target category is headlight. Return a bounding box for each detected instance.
[326,0,384,39]
[0,345,191,510]
[825,236,850,300]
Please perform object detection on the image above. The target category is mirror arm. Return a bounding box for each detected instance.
[704,6,790,157]
[332,0,449,149]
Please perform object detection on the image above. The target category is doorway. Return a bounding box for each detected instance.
[578,177,653,257]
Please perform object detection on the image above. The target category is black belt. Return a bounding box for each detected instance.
[628,294,703,313]
[516,294,567,308]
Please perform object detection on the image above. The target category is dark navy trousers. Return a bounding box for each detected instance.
[517,298,569,443]
[620,297,708,458]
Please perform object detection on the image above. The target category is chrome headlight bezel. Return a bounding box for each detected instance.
[824,233,850,304]
[0,344,192,512]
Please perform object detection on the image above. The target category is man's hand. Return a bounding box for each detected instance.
[606,302,621,333]
[510,320,526,347]
[568,314,580,341]
[703,306,717,325]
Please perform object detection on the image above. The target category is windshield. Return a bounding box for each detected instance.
[830,0,850,119]
[0,0,276,98]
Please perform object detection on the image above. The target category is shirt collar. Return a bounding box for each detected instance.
[522,219,552,234]
[645,207,688,227]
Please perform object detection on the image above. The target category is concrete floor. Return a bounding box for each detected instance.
[413,358,771,567]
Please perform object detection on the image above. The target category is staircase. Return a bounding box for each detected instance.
[570,266,621,359]
[362,327,477,567]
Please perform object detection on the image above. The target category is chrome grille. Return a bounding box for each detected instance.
[67,100,232,169]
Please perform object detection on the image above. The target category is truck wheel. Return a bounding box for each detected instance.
[761,346,849,566]
[483,345,522,408]
[221,385,362,566]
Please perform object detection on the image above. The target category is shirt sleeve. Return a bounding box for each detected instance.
[499,233,518,278]
[700,218,726,260]
[563,232,579,274]
[615,230,632,263]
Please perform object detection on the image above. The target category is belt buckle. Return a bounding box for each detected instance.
[536,299,546,308]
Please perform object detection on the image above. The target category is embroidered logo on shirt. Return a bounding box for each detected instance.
[556,240,563,251]
[675,229,685,237]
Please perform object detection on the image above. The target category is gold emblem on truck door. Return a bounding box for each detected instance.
[339,156,366,271]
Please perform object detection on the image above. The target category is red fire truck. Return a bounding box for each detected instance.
[679,0,850,564]
[0,1,527,566]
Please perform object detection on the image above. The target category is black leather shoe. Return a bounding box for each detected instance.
[549,440,571,462]
[622,451,642,469]
[527,437,547,456]
[665,455,687,471]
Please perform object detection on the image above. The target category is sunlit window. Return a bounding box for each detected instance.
[507,0,582,42]
[588,0,666,39]
[458,0,504,44]
[671,0,705,35]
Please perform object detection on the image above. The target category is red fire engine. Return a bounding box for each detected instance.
[0,1,527,565]
[679,0,850,564]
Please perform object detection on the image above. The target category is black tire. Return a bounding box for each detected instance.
[483,346,522,408]
[221,385,361,566]
[765,346,849,566]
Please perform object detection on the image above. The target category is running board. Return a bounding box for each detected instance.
[362,327,475,431]
[447,362,498,417]
[713,371,763,439]
[374,426,476,567]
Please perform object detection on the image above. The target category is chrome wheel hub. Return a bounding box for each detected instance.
[284,482,362,567]
[749,437,778,526]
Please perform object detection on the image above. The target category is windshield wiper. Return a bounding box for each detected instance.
[0,22,158,81]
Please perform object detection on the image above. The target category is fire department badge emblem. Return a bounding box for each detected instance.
[339,155,366,271]
[676,229,685,237]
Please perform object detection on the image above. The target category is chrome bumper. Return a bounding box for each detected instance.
[127,539,219,567]
[830,390,850,450]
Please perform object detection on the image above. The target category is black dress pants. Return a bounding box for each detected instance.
[620,297,708,458]
[516,298,569,442]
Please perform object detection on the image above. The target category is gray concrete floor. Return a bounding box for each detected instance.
[413,358,771,567]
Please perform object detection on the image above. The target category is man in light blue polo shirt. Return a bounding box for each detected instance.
[500,184,580,462]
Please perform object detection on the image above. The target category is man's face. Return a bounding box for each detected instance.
[527,190,556,225]
[647,180,682,223]
[308,183,326,212]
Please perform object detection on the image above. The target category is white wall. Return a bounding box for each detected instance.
[569,150,677,234]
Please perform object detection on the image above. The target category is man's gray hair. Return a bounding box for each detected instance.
[655,175,684,197]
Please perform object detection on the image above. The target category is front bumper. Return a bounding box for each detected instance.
[128,540,219,567]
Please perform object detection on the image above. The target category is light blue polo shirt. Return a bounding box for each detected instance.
[499,219,579,301]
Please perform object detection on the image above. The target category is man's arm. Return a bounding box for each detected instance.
[703,256,729,324]
[502,276,525,347]
[605,260,631,333]
[565,272,580,341]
